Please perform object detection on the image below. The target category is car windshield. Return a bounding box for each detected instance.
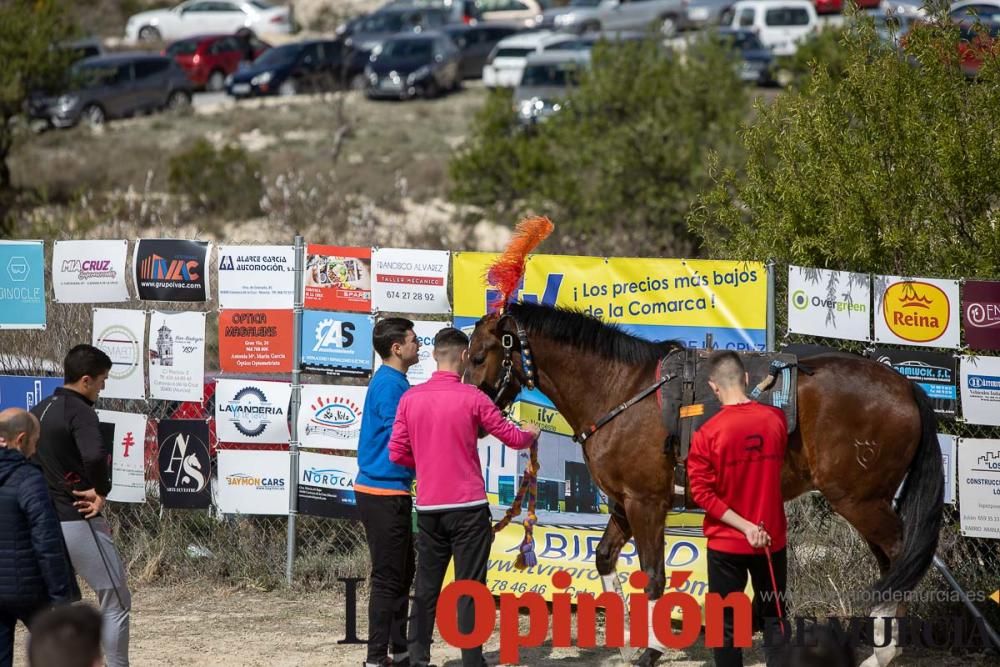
[521,62,580,86]
[68,62,119,89]
[253,44,300,66]
[495,47,534,57]
[359,13,406,32]
[166,39,200,56]
[379,39,434,59]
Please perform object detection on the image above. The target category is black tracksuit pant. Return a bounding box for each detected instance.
[357,492,416,664]
[408,505,492,667]
[707,547,788,667]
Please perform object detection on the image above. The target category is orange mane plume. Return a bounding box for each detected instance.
[486,216,554,312]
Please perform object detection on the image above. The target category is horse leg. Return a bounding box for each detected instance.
[830,498,905,667]
[595,501,636,662]
[623,497,668,667]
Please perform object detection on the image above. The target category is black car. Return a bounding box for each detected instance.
[443,23,522,78]
[715,28,774,86]
[226,39,344,97]
[365,32,461,99]
[28,53,192,128]
[347,6,455,52]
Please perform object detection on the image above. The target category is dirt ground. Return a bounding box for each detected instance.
[11,585,997,666]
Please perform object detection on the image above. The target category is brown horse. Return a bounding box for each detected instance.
[465,301,944,666]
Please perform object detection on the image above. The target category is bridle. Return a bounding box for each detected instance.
[491,312,536,409]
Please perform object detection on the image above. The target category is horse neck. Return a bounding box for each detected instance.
[526,334,652,434]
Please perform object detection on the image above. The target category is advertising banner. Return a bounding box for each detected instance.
[957,438,1000,539]
[872,348,957,416]
[304,245,372,312]
[0,376,61,411]
[92,308,146,400]
[148,311,206,402]
[219,309,294,373]
[297,451,360,519]
[373,319,451,385]
[371,248,451,314]
[96,410,147,503]
[157,419,211,509]
[959,356,1000,426]
[787,266,870,342]
[300,310,374,375]
[939,434,956,505]
[53,240,130,303]
[454,252,767,350]
[217,449,290,515]
[297,384,367,450]
[962,280,1000,351]
[217,245,295,309]
[215,379,292,444]
[133,239,211,302]
[873,275,960,348]
[0,241,45,329]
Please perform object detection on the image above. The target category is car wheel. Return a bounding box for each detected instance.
[206,70,226,92]
[349,73,368,91]
[82,104,105,127]
[659,15,678,38]
[422,79,440,99]
[279,79,297,96]
[167,90,192,111]
[138,25,161,42]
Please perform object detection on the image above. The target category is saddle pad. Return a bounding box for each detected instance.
[660,351,798,438]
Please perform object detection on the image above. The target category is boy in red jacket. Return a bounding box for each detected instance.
[687,351,788,667]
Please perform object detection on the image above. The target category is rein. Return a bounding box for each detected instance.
[572,371,677,445]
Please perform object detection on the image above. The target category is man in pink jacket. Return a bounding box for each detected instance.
[389,327,539,667]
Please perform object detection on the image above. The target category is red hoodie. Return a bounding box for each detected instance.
[687,401,788,555]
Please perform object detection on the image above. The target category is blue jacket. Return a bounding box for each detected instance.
[355,365,414,493]
[0,447,74,607]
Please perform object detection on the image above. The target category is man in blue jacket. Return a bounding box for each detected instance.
[0,408,74,667]
[354,317,421,667]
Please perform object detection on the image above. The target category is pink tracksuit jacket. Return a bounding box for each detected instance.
[388,371,536,512]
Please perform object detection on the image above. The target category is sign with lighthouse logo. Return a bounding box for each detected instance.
[297,384,366,450]
[874,276,960,349]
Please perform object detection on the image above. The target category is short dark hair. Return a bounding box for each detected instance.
[707,350,746,389]
[28,604,103,667]
[433,327,469,354]
[64,344,113,384]
[373,317,415,360]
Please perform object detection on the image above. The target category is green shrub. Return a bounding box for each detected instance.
[168,138,263,219]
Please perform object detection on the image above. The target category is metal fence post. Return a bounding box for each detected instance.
[765,259,776,352]
[286,234,304,585]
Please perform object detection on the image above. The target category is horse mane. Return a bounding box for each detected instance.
[508,301,684,366]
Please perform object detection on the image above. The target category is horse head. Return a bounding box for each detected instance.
[464,311,532,411]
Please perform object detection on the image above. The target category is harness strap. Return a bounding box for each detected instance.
[573,373,676,445]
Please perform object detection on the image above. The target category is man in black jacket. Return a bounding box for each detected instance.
[0,408,74,667]
[32,344,132,667]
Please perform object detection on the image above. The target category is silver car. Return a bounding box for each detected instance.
[514,50,590,125]
[533,0,603,32]
[535,0,688,35]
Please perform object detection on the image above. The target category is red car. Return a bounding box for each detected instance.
[164,33,270,91]
[957,21,1000,77]
[813,0,879,14]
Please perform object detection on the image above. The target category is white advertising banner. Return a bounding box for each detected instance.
[92,308,146,400]
[53,240,130,303]
[371,248,451,314]
[215,379,292,444]
[148,311,206,402]
[96,409,147,503]
[298,384,367,450]
[959,356,1000,426]
[873,275,960,349]
[957,438,1000,539]
[217,449,290,515]
[373,319,451,385]
[938,433,956,505]
[787,266,870,342]
[217,245,296,309]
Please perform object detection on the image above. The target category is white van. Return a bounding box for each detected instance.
[727,0,817,56]
[482,31,581,88]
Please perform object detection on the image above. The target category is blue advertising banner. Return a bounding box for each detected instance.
[300,310,374,376]
[0,241,46,329]
[0,375,61,411]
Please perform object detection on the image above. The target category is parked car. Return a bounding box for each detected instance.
[714,27,774,84]
[476,0,546,26]
[533,0,603,33]
[727,0,817,55]
[125,0,292,43]
[225,39,341,97]
[346,6,454,53]
[164,33,270,90]
[482,30,582,86]
[957,19,1000,76]
[514,50,589,125]
[685,0,734,28]
[949,0,1000,22]
[28,53,193,128]
[559,0,690,37]
[365,32,462,98]
[444,23,522,77]
[814,0,878,15]
[383,0,483,24]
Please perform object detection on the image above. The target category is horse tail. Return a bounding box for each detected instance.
[873,382,944,596]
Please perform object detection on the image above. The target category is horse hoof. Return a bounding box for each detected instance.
[634,648,662,666]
